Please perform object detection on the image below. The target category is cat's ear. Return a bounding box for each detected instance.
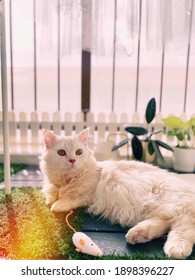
[43,129,56,148]
[77,128,89,145]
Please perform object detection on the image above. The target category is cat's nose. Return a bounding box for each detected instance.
[69,159,76,164]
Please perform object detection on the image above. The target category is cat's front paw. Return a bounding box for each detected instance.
[51,200,71,212]
[45,195,57,206]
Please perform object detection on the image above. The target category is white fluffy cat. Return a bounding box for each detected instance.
[40,128,195,259]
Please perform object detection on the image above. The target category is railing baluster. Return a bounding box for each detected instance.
[135,0,142,112]
[184,0,194,113]
[111,0,117,112]
[57,0,61,111]
[9,0,14,111]
[159,43,165,112]
[1,0,11,194]
[81,0,92,118]
[33,0,37,111]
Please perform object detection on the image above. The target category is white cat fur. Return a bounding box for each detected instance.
[40,128,195,259]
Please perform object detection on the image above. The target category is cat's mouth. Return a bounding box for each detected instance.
[68,163,76,169]
[63,162,78,171]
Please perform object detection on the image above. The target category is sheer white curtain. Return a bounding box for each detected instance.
[90,0,195,118]
[6,0,82,66]
[90,0,192,56]
[1,0,194,117]
[146,0,192,50]
[4,0,82,115]
[37,0,82,63]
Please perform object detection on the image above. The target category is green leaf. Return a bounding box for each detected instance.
[148,141,155,155]
[152,141,164,162]
[131,136,143,160]
[183,119,191,131]
[186,132,191,141]
[163,116,183,129]
[190,117,195,126]
[145,98,156,124]
[155,140,174,152]
[125,126,148,136]
[112,138,129,151]
[167,128,179,137]
[191,125,195,136]
[176,132,184,141]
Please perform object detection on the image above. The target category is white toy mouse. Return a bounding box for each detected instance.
[65,210,103,257]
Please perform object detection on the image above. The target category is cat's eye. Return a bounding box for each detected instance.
[57,149,66,156]
[76,149,82,155]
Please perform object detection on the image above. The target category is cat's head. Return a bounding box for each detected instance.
[41,128,93,174]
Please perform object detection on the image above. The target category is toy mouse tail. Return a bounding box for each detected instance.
[65,210,77,233]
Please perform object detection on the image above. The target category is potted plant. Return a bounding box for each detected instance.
[163,115,195,172]
[112,98,173,162]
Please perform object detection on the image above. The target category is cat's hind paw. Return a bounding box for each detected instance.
[164,239,192,259]
[125,229,149,244]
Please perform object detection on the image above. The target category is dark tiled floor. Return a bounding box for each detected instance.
[1,166,195,258]
[83,212,195,258]
[0,166,43,188]
[83,213,166,257]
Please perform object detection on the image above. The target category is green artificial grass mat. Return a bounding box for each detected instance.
[0,187,194,260]
[0,187,85,260]
[0,187,192,260]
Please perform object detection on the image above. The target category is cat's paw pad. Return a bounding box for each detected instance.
[126,229,149,244]
[164,240,192,259]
